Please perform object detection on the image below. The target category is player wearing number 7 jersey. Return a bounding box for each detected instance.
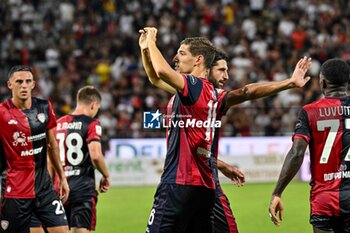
[54,85,110,233]
[269,58,350,233]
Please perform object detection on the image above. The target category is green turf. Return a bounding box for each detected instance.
[95,181,311,233]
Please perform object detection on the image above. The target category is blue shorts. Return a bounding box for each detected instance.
[310,214,350,233]
[30,213,48,233]
[146,183,215,233]
[213,193,239,233]
[0,187,67,233]
[64,196,97,230]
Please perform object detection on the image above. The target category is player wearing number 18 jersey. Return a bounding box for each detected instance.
[270,59,350,233]
[54,86,110,233]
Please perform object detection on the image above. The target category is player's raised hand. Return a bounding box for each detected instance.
[138,28,148,51]
[290,56,312,88]
[269,195,284,226]
[144,27,158,44]
[99,176,110,193]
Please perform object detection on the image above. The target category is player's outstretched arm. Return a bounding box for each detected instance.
[88,141,110,193]
[139,30,176,94]
[217,159,245,187]
[143,27,185,91]
[269,138,308,226]
[46,128,70,203]
[226,57,312,108]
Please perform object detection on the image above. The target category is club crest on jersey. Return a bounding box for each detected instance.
[1,220,9,230]
[37,113,46,123]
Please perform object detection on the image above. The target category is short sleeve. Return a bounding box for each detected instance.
[86,119,102,143]
[217,90,228,115]
[292,108,311,142]
[47,100,57,129]
[178,74,203,105]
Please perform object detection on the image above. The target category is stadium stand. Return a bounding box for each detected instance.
[1,0,349,141]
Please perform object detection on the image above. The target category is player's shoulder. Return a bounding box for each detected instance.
[66,114,99,125]
[32,97,50,108]
[0,99,11,112]
[56,114,71,123]
[304,96,350,111]
[0,103,6,115]
[303,98,327,110]
[183,74,207,84]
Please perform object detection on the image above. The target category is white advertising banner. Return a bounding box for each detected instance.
[105,137,311,185]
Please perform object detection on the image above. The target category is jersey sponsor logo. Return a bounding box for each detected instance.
[27,132,46,142]
[1,220,9,230]
[13,132,46,146]
[197,147,212,158]
[21,146,43,156]
[37,113,46,123]
[7,119,18,125]
[56,122,82,130]
[324,171,350,181]
[64,169,81,177]
[12,131,27,146]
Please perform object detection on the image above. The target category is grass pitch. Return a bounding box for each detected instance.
[95,181,311,233]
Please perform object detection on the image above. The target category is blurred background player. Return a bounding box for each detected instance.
[269,58,350,233]
[0,65,69,233]
[52,85,110,233]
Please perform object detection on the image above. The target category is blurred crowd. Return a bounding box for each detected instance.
[1,0,350,140]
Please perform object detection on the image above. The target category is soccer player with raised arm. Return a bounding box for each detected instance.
[140,27,311,233]
[269,58,350,233]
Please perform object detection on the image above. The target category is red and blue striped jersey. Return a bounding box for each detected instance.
[0,98,56,198]
[54,114,102,201]
[161,74,227,189]
[294,96,350,216]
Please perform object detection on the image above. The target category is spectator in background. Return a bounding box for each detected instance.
[1,0,350,138]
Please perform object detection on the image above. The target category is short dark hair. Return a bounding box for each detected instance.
[77,86,101,104]
[320,58,350,85]
[211,49,228,67]
[8,65,33,79]
[180,37,216,69]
